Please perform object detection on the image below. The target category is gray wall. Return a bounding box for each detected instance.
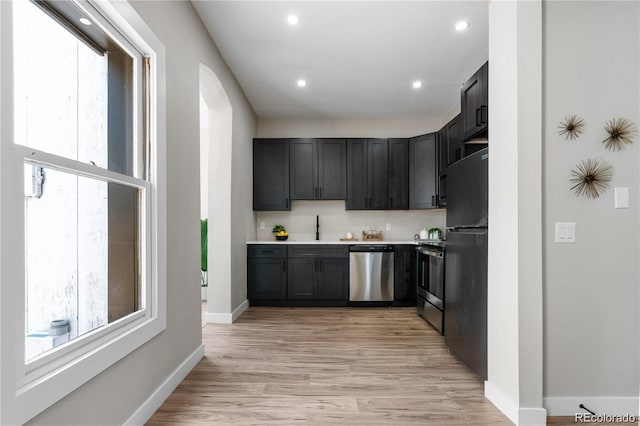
[543,0,639,408]
[26,1,257,424]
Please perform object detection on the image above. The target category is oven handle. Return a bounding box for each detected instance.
[418,248,444,258]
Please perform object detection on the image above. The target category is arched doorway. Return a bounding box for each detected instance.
[199,63,233,322]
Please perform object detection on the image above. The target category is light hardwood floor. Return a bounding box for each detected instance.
[149,307,627,426]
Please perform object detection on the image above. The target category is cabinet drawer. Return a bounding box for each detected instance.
[288,245,348,259]
[248,245,286,258]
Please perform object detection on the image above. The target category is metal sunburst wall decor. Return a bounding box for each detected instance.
[557,115,585,140]
[602,117,636,151]
[569,158,613,199]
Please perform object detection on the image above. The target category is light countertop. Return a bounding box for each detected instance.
[247,240,445,245]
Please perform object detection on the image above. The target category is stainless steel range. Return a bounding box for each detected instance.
[416,242,445,334]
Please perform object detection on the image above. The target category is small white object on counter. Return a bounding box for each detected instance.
[346,231,353,239]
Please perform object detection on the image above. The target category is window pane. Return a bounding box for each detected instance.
[25,165,141,362]
[13,0,135,176]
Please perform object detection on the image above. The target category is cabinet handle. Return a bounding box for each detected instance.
[319,187,322,198]
[480,105,488,125]
[476,108,481,126]
[286,198,290,209]
[261,250,274,254]
[389,197,393,208]
[431,195,436,207]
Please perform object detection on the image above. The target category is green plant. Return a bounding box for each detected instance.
[201,219,208,272]
[272,224,286,233]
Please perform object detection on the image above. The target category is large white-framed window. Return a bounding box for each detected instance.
[0,1,166,424]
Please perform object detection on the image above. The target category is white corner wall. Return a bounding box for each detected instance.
[542,1,639,416]
[24,1,257,424]
[486,1,545,425]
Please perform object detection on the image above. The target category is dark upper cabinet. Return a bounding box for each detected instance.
[317,139,347,199]
[253,139,290,211]
[289,138,316,200]
[290,138,346,200]
[437,114,461,207]
[347,138,388,210]
[409,133,438,209]
[247,245,287,301]
[388,138,409,210]
[445,115,463,166]
[461,61,488,141]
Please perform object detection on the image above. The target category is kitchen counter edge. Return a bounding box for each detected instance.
[247,240,441,245]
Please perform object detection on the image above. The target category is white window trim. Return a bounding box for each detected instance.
[0,1,166,424]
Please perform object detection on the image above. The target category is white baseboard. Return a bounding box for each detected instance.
[485,380,518,424]
[518,408,547,426]
[544,396,639,417]
[204,299,249,324]
[485,381,547,425]
[124,344,205,426]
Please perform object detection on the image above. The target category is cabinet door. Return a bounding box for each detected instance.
[388,138,409,210]
[461,62,488,141]
[248,258,287,300]
[290,138,317,200]
[317,138,346,200]
[287,258,316,299]
[346,139,368,210]
[437,128,448,172]
[317,258,348,301]
[479,61,489,131]
[446,115,462,166]
[253,139,290,210]
[394,245,416,302]
[409,133,437,209]
[367,138,388,210]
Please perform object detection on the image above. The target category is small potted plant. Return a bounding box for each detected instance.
[272,224,288,241]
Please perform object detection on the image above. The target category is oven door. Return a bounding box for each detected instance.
[424,248,444,310]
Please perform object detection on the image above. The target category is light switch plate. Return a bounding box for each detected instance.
[259,221,265,230]
[615,187,629,209]
[555,222,576,243]
[386,223,392,231]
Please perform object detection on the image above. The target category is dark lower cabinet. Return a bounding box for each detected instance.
[247,245,287,301]
[316,258,349,300]
[288,245,348,304]
[393,245,416,306]
[287,258,315,299]
[248,244,348,306]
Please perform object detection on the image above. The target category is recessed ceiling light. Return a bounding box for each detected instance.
[79,17,92,26]
[296,79,306,88]
[412,80,422,89]
[455,21,469,31]
[287,15,300,25]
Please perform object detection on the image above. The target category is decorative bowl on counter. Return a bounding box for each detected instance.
[275,235,288,241]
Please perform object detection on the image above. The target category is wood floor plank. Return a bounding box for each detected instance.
[148,307,515,425]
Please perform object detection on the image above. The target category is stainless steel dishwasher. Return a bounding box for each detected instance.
[349,245,394,302]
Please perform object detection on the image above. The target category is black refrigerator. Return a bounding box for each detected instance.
[444,147,488,380]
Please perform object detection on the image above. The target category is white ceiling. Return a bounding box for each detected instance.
[192,1,488,121]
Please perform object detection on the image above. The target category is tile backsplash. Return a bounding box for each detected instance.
[255,200,446,242]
